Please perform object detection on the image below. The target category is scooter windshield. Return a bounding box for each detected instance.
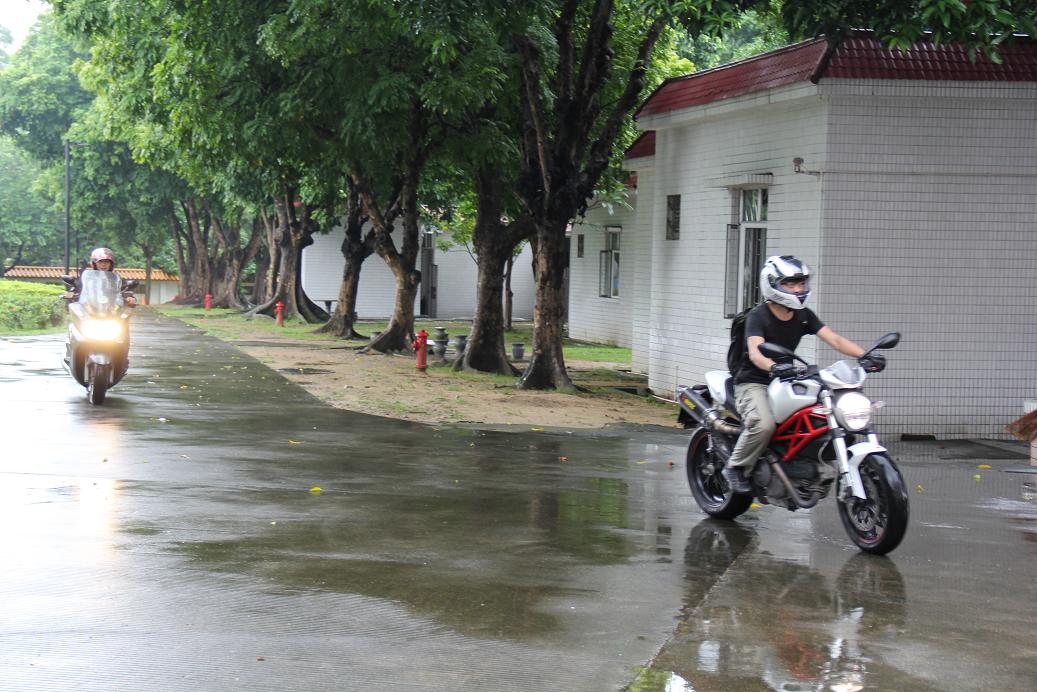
[78,269,121,315]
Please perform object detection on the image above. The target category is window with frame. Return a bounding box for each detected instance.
[665,195,680,240]
[599,227,620,298]
[723,188,768,317]
[576,234,584,258]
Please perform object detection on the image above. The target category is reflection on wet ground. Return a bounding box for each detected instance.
[2,313,1036,691]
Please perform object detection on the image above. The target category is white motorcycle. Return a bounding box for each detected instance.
[676,333,909,555]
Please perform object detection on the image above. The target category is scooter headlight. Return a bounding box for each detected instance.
[834,391,873,431]
[82,318,122,341]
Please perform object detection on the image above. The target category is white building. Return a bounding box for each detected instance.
[568,34,1037,439]
[301,225,535,320]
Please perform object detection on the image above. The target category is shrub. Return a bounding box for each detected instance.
[0,280,67,331]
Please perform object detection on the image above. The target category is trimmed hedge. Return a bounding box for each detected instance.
[0,279,67,331]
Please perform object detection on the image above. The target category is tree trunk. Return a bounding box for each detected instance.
[144,253,153,305]
[210,216,262,310]
[365,188,420,354]
[251,243,270,305]
[352,103,426,353]
[170,212,189,300]
[517,219,573,391]
[317,186,373,339]
[247,196,328,323]
[456,168,526,375]
[504,254,515,332]
[183,198,210,303]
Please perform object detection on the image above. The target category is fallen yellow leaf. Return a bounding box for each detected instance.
[916,484,925,492]
[309,487,323,494]
[288,439,301,444]
[973,474,982,482]
[750,503,762,509]
[977,464,992,469]
[530,427,544,432]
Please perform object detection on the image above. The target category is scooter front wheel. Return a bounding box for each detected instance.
[686,428,752,520]
[837,454,909,555]
[88,364,108,405]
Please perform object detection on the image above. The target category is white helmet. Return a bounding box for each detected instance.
[760,255,812,310]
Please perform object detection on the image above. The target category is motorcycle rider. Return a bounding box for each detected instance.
[722,255,885,493]
[87,247,137,307]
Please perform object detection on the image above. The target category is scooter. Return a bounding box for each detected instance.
[676,333,909,555]
[62,270,138,404]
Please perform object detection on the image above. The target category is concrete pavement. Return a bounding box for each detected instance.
[1,310,1034,691]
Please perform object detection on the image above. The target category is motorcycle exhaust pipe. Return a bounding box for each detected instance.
[770,460,822,509]
[678,387,742,436]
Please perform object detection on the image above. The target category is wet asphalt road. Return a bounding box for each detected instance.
[1,310,1035,691]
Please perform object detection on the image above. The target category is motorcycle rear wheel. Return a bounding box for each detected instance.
[837,454,909,555]
[88,365,108,405]
[686,428,752,520]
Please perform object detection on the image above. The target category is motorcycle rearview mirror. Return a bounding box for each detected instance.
[759,341,807,364]
[872,332,900,350]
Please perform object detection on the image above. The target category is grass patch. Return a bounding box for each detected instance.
[0,280,67,335]
[156,306,630,365]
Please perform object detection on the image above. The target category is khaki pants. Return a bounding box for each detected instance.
[727,382,776,470]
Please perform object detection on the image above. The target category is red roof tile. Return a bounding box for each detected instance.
[4,266,179,281]
[637,39,828,117]
[624,131,656,159]
[825,36,1037,80]
[638,34,1037,118]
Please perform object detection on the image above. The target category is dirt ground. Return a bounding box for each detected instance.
[228,337,679,430]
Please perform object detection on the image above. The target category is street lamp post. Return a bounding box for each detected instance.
[63,140,71,274]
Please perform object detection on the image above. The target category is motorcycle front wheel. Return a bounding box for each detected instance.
[837,454,909,555]
[686,428,752,520]
[88,364,108,405]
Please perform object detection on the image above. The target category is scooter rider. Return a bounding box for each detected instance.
[87,247,137,307]
[722,255,885,493]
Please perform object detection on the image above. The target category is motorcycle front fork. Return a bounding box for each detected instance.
[821,392,869,501]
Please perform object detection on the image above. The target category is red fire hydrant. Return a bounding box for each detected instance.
[412,329,428,371]
[204,293,212,311]
[275,301,285,327]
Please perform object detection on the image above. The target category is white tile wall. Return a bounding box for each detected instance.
[643,93,828,400]
[302,224,535,320]
[819,79,1037,438]
[568,196,638,347]
[433,240,535,320]
[301,225,414,318]
[616,77,1036,438]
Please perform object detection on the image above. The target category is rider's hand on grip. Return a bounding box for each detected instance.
[858,353,886,373]
[769,362,798,380]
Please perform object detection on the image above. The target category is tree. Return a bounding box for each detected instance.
[314,181,378,340]
[783,0,1037,58]
[57,0,330,319]
[0,24,13,69]
[679,1,789,69]
[0,14,92,163]
[0,137,63,271]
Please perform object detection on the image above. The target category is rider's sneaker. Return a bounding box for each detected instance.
[721,466,751,494]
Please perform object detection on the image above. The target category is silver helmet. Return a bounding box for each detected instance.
[760,255,812,310]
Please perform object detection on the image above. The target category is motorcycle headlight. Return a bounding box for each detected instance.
[834,391,873,431]
[82,318,122,341]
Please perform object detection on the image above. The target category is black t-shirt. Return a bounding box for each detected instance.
[735,303,825,384]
